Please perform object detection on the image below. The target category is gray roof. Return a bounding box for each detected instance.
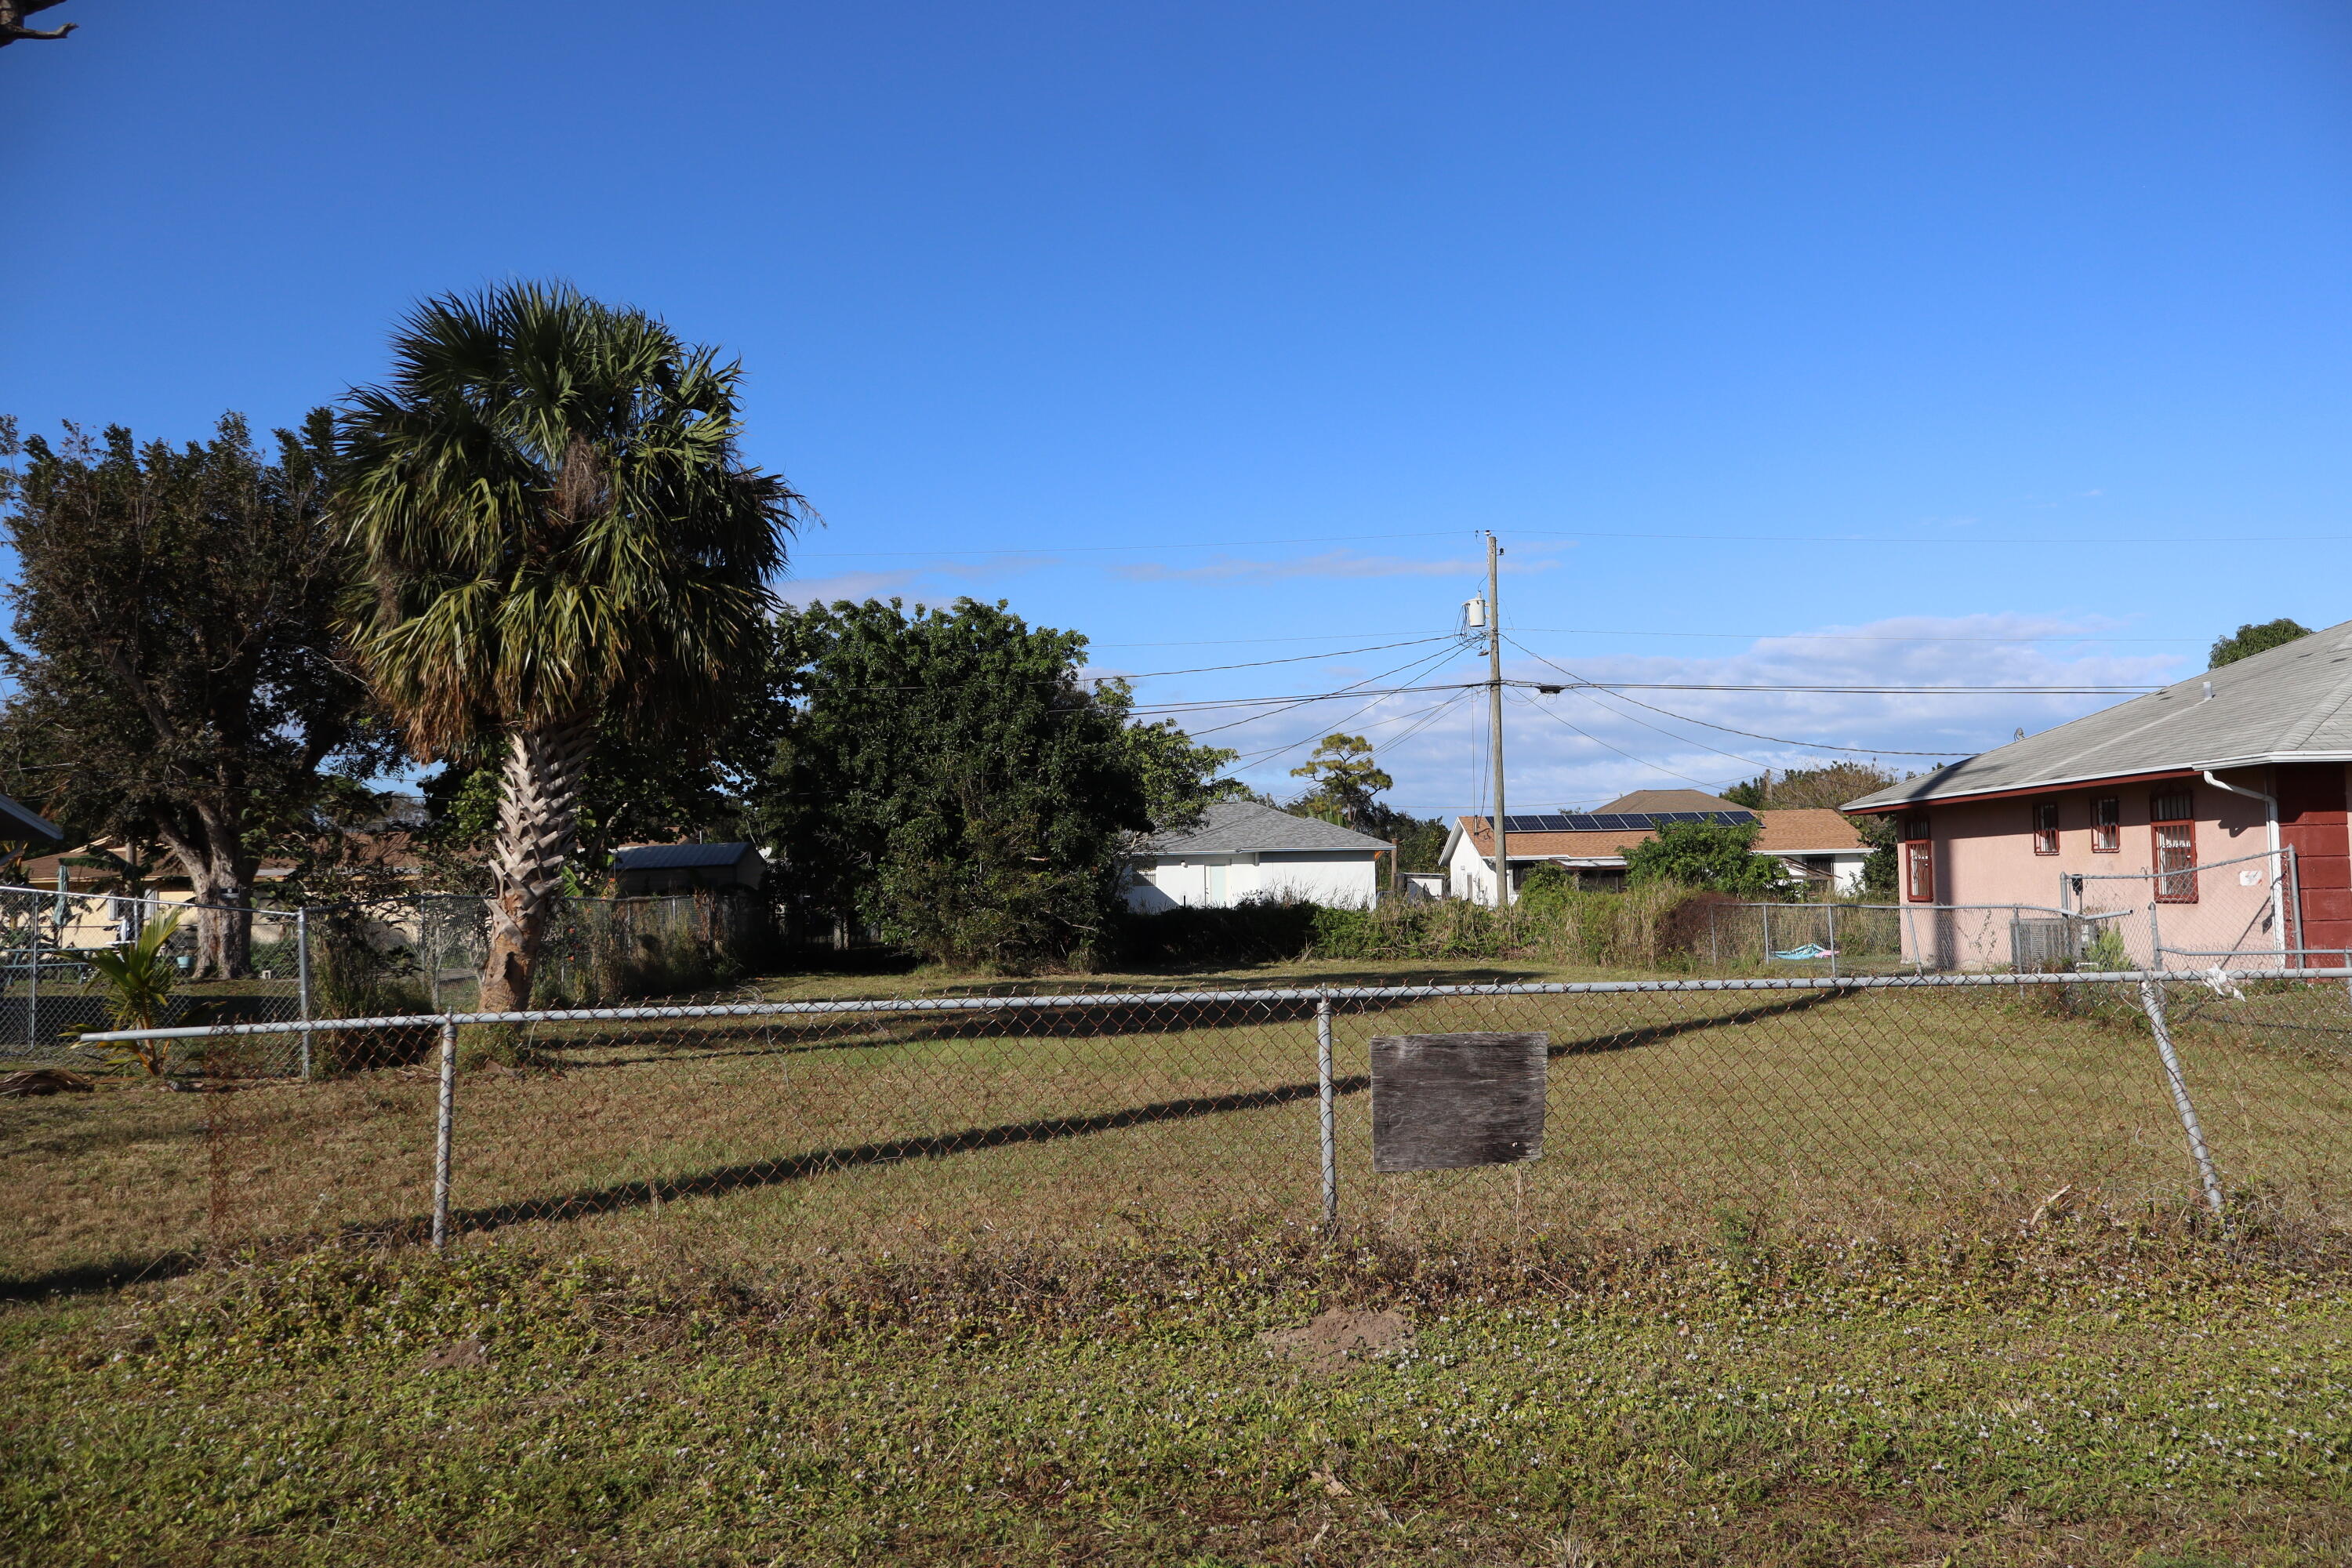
[1138,800,1392,855]
[613,841,761,871]
[0,793,60,844]
[1846,619,2352,811]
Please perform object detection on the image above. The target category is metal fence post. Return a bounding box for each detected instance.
[1316,994,1338,1229]
[433,1018,457,1252]
[2138,975,2225,1218]
[1826,903,1838,979]
[296,906,314,1081]
[2285,845,2303,968]
[1761,904,1772,964]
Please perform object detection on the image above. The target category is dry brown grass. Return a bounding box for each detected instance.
[9,972,2352,1292]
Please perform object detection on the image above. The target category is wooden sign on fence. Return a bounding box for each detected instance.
[1369,1031,1548,1172]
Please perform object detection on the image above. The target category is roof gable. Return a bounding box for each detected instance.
[1452,808,1864,860]
[1140,800,1392,855]
[1594,788,1744,815]
[1846,619,2352,811]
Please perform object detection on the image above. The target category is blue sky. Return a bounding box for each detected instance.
[7,2,2350,818]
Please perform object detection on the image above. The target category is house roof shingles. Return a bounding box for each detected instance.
[1456,808,1864,862]
[1141,800,1392,855]
[1845,618,2352,812]
[1592,788,1744,815]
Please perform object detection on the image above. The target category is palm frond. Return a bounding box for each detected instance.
[336,281,797,757]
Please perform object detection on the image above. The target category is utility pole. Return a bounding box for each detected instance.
[1486,531,1508,909]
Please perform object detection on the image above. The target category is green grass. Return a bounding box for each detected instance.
[5,1222,2352,1565]
[10,967,2352,1296]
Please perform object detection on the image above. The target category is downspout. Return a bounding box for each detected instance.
[2201,768,2285,960]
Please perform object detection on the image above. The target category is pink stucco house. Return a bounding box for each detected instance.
[1844,624,2352,970]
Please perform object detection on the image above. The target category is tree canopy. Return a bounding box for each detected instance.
[750,597,1236,971]
[1289,734,1393,831]
[2209,619,2312,669]
[1621,820,1790,898]
[1721,762,1896,812]
[0,412,388,975]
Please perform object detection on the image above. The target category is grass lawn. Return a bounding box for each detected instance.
[9,962,2352,1298]
[5,1224,2351,1566]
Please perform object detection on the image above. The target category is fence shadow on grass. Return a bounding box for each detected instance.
[537,982,1856,1069]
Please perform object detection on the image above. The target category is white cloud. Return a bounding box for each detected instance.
[774,569,927,605]
[1149,613,2194,818]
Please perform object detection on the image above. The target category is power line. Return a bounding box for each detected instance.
[1501,637,1977,758]
[1094,634,1454,681]
[1512,626,2195,645]
[1091,627,2198,649]
[1507,689,1725,790]
[1126,675,2157,717]
[1174,644,1472,738]
[1232,687,1475,771]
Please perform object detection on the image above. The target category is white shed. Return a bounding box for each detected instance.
[1125,801,1391,912]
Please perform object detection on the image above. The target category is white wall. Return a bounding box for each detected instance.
[1446,837,1867,899]
[1446,832,1503,905]
[1124,851,1380,911]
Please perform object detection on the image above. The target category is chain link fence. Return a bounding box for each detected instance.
[21,966,2352,1294]
[1702,848,2318,976]
[0,884,771,1070]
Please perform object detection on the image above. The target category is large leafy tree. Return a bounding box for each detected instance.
[1721,762,1904,897]
[336,282,797,1010]
[750,597,1236,971]
[0,412,387,976]
[1621,820,1791,898]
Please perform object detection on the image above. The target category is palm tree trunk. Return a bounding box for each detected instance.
[479,719,593,1012]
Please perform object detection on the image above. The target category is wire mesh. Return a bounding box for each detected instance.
[0,884,771,1076]
[24,968,2352,1295]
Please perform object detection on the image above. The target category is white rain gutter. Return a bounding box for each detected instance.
[2201,767,2286,958]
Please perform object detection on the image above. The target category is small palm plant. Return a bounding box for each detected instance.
[82,911,182,1076]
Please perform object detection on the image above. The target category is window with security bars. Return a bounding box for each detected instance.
[2092,796,2120,853]
[2031,801,2060,855]
[2151,788,2196,902]
[1903,815,1933,902]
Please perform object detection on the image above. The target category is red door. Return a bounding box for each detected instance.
[2278,764,2352,961]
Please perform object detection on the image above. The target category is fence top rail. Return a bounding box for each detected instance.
[71,965,2352,1044]
[1715,901,2124,919]
[2070,844,2285,879]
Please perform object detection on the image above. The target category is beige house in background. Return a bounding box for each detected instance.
[1441,789,1870,902]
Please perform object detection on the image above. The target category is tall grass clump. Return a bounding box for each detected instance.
[1114,877,1710,971]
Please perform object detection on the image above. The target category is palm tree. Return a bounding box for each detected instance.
[336,282,796,1011]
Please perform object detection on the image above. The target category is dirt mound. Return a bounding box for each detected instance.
[1257,1307,1413,1374]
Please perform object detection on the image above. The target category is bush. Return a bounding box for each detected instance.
[1111,883,1711,971]
[1110,898,1320,967]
